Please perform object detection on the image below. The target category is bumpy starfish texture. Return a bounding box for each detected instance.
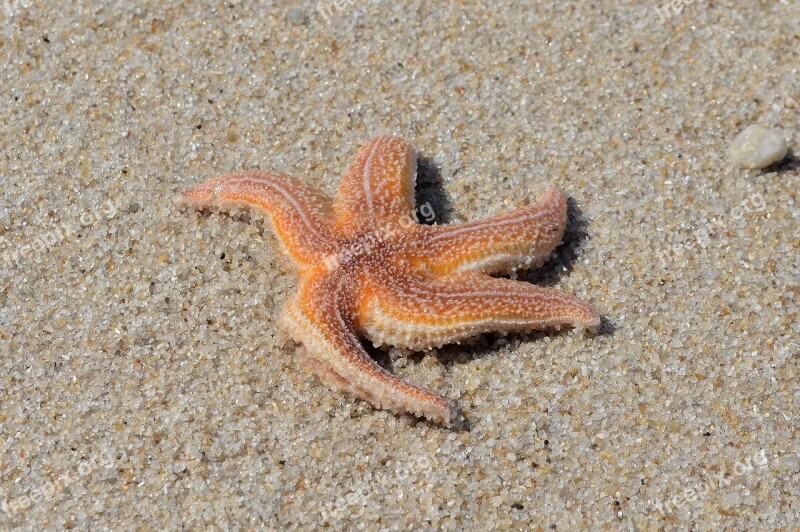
[174,136,600,425]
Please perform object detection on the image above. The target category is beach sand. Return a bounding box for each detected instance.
[1,0,798,529]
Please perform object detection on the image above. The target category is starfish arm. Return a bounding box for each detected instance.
[174,170,337,267]
[333,136,417,234]
[282,271,453,425]
[362,271,600,350]
[412,186,568,275]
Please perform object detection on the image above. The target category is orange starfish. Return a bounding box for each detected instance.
[174,136,600,425]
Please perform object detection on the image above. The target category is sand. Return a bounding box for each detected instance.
[1,0,798,529]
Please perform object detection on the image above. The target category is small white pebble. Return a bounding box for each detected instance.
[728,125,788,169]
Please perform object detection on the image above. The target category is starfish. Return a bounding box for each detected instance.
[174,136,600,425]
